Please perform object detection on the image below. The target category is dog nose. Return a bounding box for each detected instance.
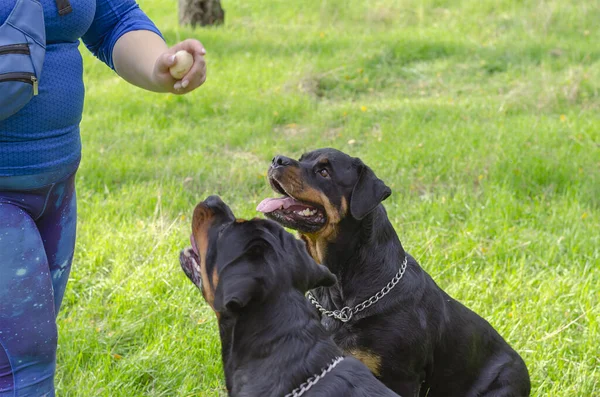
[271,155,293,168]
[204,195,224,209]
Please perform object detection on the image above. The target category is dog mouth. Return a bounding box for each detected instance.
[256,178,327,233]
[179,234,203,289]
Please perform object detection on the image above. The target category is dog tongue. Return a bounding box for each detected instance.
[256,196,300,213]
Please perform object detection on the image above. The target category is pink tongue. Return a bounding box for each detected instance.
[256,196,301,213]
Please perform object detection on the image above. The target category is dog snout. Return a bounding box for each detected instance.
[271,155,293,168]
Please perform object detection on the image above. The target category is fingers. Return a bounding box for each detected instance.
[170,40,206,93]
[176,38,206,56]
[163,39,207,94]
[179,52,206,89]
[172,54,206,91]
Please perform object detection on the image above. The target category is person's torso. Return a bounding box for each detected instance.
[0,0,96,176]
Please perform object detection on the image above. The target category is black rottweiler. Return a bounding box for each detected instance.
[257,148,531,397]
[179,195,400,397]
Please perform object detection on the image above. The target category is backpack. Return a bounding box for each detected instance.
[0,0,71,121]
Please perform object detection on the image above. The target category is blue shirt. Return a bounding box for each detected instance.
[0,0,162,178]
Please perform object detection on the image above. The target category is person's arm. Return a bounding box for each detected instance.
[113,33,206,94]
[82,0,206,94]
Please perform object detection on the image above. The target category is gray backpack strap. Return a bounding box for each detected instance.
[55,0,72,16]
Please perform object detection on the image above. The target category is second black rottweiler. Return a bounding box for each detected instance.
[179,195,399,396]
[257,148,531,397]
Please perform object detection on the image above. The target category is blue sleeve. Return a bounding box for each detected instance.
[82,0,164,70]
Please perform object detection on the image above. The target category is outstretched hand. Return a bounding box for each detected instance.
[153,39,207,94]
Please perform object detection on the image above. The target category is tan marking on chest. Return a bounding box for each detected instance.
[346,349,382,377]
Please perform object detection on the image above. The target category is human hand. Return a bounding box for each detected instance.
[152,39,207,94]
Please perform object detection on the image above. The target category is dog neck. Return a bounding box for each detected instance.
[322,204,406,303]
[219,289,342,396]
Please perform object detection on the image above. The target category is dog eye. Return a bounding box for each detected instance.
[317,168,329,178]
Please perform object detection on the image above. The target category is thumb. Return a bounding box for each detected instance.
[156,52,177,73]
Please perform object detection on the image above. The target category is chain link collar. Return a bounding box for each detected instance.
[306,255,408,323]
[283,356,344,397]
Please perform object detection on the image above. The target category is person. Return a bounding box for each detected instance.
[0,0,207,395]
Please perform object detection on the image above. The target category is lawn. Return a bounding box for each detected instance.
[56,0,599,395]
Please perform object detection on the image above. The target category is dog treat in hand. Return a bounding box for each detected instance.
[169,50,194,80]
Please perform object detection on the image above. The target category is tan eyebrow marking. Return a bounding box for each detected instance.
[316,158,330,168]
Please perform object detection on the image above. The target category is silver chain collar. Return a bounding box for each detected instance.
[283,356,344,397]
[306,255,408,323]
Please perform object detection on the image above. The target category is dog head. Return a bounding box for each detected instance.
[179,195,336,316]
[256,148,391,262]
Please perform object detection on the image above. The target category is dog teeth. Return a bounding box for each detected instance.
[295,208,318,217]
[191,256,201,273]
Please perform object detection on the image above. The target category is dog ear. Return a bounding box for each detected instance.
[213,246,265,313]
[349,162,391,220]
[213,269,261,313]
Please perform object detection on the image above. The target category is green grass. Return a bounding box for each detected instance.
[56,0,599,395]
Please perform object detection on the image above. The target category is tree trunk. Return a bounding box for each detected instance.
[179,0,225,27]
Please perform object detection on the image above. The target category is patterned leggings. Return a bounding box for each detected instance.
[0,169,77,397]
